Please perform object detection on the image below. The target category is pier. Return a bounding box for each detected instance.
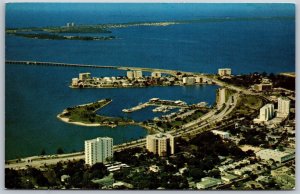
[122,98,188,113]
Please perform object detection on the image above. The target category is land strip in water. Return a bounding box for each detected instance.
[57,99,134,128]
[6,16,293,41]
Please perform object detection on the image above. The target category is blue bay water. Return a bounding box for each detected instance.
[5,4,295,159]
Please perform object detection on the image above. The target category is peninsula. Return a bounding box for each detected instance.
[57,99,134,128]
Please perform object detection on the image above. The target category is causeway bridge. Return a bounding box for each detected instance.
[5,60,179,76]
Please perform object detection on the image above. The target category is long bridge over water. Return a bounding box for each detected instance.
[5,60,181,76]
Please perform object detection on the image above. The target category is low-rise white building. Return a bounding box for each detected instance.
[182,77,196,85]
[195,76,203,83]
[218,68,232,76]
[256,149,295,163]
[79,72,91,81]
[196,177,222,189]
[72,78,79,86]
[212,130,230,139]
[151,71,161,78]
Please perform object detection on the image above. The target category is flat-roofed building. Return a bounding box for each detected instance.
[79,73,91,81]
[72,78,79,86]
[196,177,222,189]
[256,149,295,163]
[126,71,134,79]
[146,133,174,157]
[134,70,143,78]
[277,97,291,117]
[259,104,274,121]
[212,130,230,139]
[151,72,161,78]
[182,77,196,85]
[216,88,227,108]
[195,76,203,83]
[254,83,273,92]
[218,68,232,76]
[85,137,113,166]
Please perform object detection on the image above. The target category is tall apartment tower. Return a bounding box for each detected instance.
[277,97,291,117]
[216,88,227,108]
[85,137,113,166]
[126,71,134,79]
[259,104,274,121]
[134,70,143,78]
[146,133,175,157]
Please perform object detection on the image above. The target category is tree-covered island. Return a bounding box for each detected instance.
[57,99,134,127]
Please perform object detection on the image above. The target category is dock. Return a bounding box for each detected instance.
[122,98,188,113]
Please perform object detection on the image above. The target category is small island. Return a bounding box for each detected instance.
[57,99,134,127]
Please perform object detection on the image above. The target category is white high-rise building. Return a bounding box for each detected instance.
[146,133,174,156]
[85,137,113,166]
[217,88,227,108]
[134,70,143,78]
[277,97,290,117]
[259,104,274,121]
[126,71,134,79]
[79,73,91,81]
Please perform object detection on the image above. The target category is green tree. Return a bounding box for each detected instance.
[56,147,64,154]
[40,148,46,156]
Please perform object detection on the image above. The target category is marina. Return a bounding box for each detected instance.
[122,98,189,113]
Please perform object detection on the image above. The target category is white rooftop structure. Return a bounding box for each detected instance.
[256,149,295,163]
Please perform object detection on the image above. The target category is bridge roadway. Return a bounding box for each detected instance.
[5,60,179,76]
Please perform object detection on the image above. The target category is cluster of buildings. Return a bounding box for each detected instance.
[71,71,213,88]
[66,22,75,27]
[85,133,175,166]
[254,96,290,123]
[126,70,143,79]
[253,78,273,92]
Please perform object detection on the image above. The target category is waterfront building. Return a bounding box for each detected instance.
[256,149,295,163]
[146,133,174,156]
[277,97,290,117]
[134,70,143,78]
[79,72,91,81]
[126,71,134,79]
[254,83,273,92]
[218,68,232,76]
[71,78,79,87]
[182,77,196,85]
[196,177,222,189]
[212,130,230,139]
[216,88,227,108]
[195,76,203,83]
[151,71,161,78]
[85,137,113,166]
[259,104,274,121]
